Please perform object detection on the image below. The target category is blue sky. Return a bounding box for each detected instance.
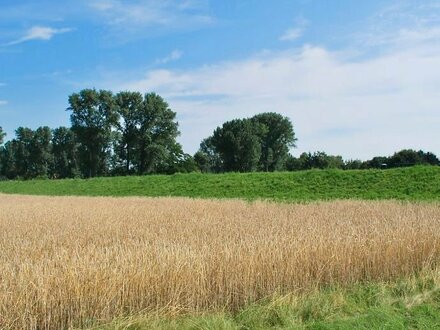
[1,0,440,159]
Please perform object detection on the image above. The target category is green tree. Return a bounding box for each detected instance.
[68,89,119,177]
[136,93,181,174]
[344,159,363,170]
[13,127,34,178]
[389,149,421,167]
[363,156,389,169]
[0,127,5,146]
[29,126,53,178]
[210,118,264,172]
[175,153,199,173]
[114,91,143,174]
[251,113,297,171]
[194,137,223,173]
[421,151,440,166]
[0,141,18,179]
[52,127,79,178]
[0,127,5,178]
[199,113,297,173]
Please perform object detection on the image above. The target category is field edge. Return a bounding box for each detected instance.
[90,267,440,330]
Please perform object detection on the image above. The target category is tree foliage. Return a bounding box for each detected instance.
[114,91,143,174]
[252,112,297,171]
[0,89,438,180]
[52,127,79,178]
[1,90,187,179]
[136,93,181,174]
[197,113,296,173]
[68,89,118,177]
[0,127,5,146]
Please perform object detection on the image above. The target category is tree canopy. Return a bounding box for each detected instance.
[0,90,438,180]
[0,127,5,146]
[68,89,118,178]
[195,113,297,173]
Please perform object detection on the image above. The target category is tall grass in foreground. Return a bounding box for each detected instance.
[99,268,440,329]
[0,195,439,329]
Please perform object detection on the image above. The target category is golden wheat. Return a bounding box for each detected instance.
[0,194,439,329]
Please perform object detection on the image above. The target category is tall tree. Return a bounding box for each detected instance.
[136,93,181,174]
[68,89,118,177]
[0,127,5,146]
[52,127,79,178]
[0,127,6,178]
[13,127,34,178]
[421,151,440,166]
[29,126,53,178]
[0,141,19,179]
[114,91,143,174]
[210,118,264,172]
[198,113,297,173]
[251,113,297,171]
[194,137,223,173]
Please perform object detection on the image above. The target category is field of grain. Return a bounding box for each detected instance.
[1,194,440,329]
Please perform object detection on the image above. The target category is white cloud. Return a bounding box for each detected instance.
[280,18,308,41]
[280,28,304,41]
[5,26,72,46]
[88,0,212,39]
[155,50,183,64]
[358,2,440,47]
[105,4,440,159]
[89,0,115,11]
[114,39,440,159]
[0,100,8,106]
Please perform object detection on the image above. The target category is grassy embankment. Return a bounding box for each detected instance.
[0,166,439,201]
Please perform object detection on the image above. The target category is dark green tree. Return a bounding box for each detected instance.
[0,141,18,179]
[210,118,264,172]
[114,91,143,174]
[389,149,422,167]
[68,89,119,177]
[421,151,440,165]
[363,156,389,169]
[194,137,223,173]
[344,159,363,170]
[251,113,297,171]
[13,127,34,178]
[0,127,5,178]
[198,113,297,173]
[175,153,199,173]
[29,126,53,178]
[52,127,79,178]
[286,152,344,171]
[0,127,5,146]
[136,93,181,174]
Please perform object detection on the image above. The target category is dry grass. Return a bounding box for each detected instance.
[0,194,439,329]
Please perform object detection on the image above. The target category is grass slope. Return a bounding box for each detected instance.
[96,269,440,329]
[0,166,439,201]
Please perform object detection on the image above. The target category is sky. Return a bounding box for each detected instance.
[1,0,440,160]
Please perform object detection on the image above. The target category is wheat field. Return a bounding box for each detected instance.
[1,194,440,329]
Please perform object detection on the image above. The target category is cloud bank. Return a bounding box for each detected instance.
[116,41,440,159]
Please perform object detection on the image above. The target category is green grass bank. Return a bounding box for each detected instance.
[0,166,439,201]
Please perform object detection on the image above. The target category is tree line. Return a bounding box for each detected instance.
[0,89,438,180]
